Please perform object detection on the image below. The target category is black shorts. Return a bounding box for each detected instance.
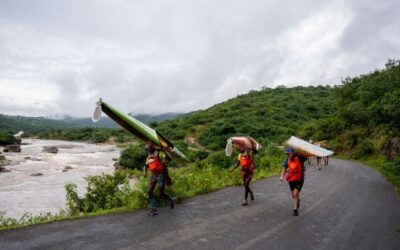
[289,180,304,191]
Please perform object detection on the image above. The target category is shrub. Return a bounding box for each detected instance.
[92,132,108,143]
[0,132,16,146]
[356,139,374,158]
[65,171,132,214]
[254,143,285,171]
[119,144,147,170]
[205,151,235,169]
[194,150,209,160]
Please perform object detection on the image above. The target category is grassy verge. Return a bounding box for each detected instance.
[0,159,282,231]
[362,156,400,194]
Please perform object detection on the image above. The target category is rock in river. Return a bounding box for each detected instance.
[3,144,21,153]
[42,146,58,154]
[31,173,43,176]
[62,166,73,172]
[0,166,10,173]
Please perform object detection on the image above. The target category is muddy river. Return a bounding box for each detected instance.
[0,139,121,219]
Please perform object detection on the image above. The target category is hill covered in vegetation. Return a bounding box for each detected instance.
[0,115,78,135]
[155,86,337,150]
[299,59,400,158]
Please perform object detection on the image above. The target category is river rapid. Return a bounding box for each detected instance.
[0,139,121,219]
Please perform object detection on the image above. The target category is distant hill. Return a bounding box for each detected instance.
[48,113,184,127]
[48,116,119,129]
[129,113,184,125]
[0,114,77,134]
[0,112,185,135]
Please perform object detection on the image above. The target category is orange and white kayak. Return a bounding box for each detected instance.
[225,136,261,156]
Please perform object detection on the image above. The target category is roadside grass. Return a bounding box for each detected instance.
[363,156,400,194]
[0,157,282,231]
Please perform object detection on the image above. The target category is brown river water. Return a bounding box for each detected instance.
[0,139,121,219]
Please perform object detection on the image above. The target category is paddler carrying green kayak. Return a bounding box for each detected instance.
[144,145,175,216]
[92,99,188,216]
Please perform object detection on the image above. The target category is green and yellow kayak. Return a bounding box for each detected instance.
[92,98,189,161]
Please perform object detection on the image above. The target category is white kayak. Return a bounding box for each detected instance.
[284,136,334,157]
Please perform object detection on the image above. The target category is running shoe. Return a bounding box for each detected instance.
[293,209,299,216]
[147,209,159,216]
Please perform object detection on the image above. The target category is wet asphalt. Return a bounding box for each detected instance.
[0,159,399,250]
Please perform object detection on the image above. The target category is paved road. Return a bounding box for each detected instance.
[1,159,399,250]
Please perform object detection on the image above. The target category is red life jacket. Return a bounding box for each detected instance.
[148,155,164,172]
[239,154,255,172]
[286,156,303,182]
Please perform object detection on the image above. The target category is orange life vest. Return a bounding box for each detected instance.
[147,154,164,172]
[286,156,303,182]
[239,154,255,172]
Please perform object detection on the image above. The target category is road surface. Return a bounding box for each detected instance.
[1,159,399,249]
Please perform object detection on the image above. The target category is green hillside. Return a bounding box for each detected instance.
[130,113,184,124]
[155,86,336,150]
[299,59,400,156]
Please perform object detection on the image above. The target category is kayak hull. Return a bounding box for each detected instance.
[284,136,334,157]
[94,99,189,161]
[225,136,261,156]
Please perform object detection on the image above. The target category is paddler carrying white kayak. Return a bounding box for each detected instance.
[281,136,334,216]
[226,136,261,206]
[280,147,307,216]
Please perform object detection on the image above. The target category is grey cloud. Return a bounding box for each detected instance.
[0,0,399,116]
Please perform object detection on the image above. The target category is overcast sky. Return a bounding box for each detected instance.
[0,0,399,117]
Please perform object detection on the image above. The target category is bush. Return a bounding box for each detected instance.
[254,143,285,171]
[65,171,132,214]
[205,151,234,169]
[194,150,209,160]
[0,132,16,146]
[265,143,285,158]
[92,132,108,143]
[356,139,374,158]
[119,144,147,170]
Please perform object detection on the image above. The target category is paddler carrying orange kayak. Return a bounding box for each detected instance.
[226,136,261,206]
